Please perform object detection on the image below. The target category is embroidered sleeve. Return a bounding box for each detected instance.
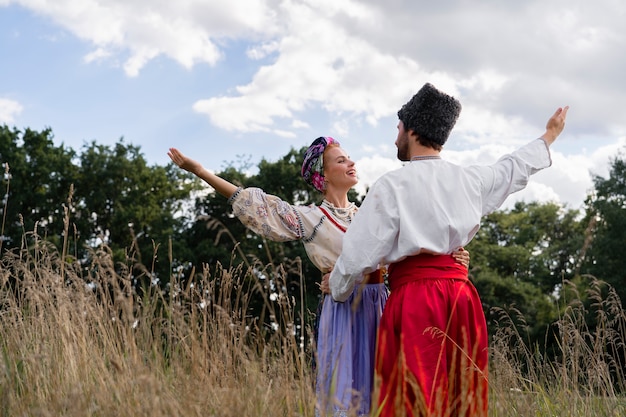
[229,187,304,241]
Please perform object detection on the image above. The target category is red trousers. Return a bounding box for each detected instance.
[375,254,488,417]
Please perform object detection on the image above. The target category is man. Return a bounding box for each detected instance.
[328,83,568,416]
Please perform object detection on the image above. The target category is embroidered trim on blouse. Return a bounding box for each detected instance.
[319,206,347,233]
[227,187,243,204]
[291,206,305,239]
[303,215,326,243]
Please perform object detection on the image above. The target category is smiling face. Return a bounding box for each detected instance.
[322,145,358,192]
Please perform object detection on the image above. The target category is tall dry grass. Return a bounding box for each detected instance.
[489,278,626,416]
[3,232,626,416]
[0,227,316,416]
[1,228,625,415]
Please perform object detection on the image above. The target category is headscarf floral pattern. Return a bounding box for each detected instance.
[301,136,339,193]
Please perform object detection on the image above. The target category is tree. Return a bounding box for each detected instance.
[0,125,78,251]
[580,149,626,306]
[73,139,197,284]
[467,201,585,342]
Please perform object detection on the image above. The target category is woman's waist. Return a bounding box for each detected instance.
[363,267,387,284]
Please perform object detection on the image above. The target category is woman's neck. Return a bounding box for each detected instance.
[323,189,350,208]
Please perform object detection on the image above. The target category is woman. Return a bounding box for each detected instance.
[168,137,469,416]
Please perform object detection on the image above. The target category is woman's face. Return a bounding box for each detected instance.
[322,146,358,191]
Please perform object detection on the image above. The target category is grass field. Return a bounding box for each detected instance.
[1,231,625,416]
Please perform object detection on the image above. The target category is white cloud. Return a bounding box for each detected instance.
[273,129,297,138]
[504,182,562,209]
[0,98,23,124]
[291,119,310,129]
[184,0,626,145]
[246,41,280,60]
[587,137,626,179]
[8,0,278,76]
[354,154,401,195]
[4,0,626,212]
[191,1,465,135]
[193,93,292,133]
[83,47,111,63]
[8,0,626,140]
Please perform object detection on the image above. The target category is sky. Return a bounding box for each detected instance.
[1,0,625,212]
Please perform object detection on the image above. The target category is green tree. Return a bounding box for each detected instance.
[0,125,78,251]
[467,201,585,342]
[581,149,626,306]
[73,139,197,284]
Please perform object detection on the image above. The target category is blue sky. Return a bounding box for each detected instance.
[1,0,626,211]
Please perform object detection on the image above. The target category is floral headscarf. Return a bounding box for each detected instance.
[301,136,339,193]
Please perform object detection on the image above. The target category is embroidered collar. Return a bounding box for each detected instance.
[319,206,347,233]
[321,200,356,218]
[319,200,356,232]
[410,155,441,161]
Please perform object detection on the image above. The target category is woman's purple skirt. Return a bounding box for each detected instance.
[315,282,388,416]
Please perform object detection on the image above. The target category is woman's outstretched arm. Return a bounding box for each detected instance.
[168,148,239,199]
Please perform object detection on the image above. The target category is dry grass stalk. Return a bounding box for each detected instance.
[0,231,315,416]
[0,205,625,415]
[489,278,626,416]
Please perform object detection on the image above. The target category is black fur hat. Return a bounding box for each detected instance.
[397,83,462,146]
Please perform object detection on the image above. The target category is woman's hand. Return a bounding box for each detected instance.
[452,247,470,268]
[168,148,203,175]
[320,272,331,294]
[167,147,238,198]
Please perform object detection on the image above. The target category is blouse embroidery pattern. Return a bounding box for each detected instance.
[318,206,347,233]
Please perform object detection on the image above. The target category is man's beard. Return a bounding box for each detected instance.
[396,136,410,161]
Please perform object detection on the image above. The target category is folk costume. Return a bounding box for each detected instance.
[229,137,388,417]
[329,84,553,416]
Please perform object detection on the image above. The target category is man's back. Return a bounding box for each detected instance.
[330,138,552,301]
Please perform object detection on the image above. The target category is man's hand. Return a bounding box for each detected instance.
[320,272,331,294]
[541,106,570,145]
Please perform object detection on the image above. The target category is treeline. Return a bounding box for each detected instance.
[1,125,625,355]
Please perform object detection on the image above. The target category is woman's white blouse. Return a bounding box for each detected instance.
[229,187,356,274]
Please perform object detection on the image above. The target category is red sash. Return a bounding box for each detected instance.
[387,253,468,291]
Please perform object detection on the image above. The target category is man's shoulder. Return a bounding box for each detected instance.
[370,165,406,188]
